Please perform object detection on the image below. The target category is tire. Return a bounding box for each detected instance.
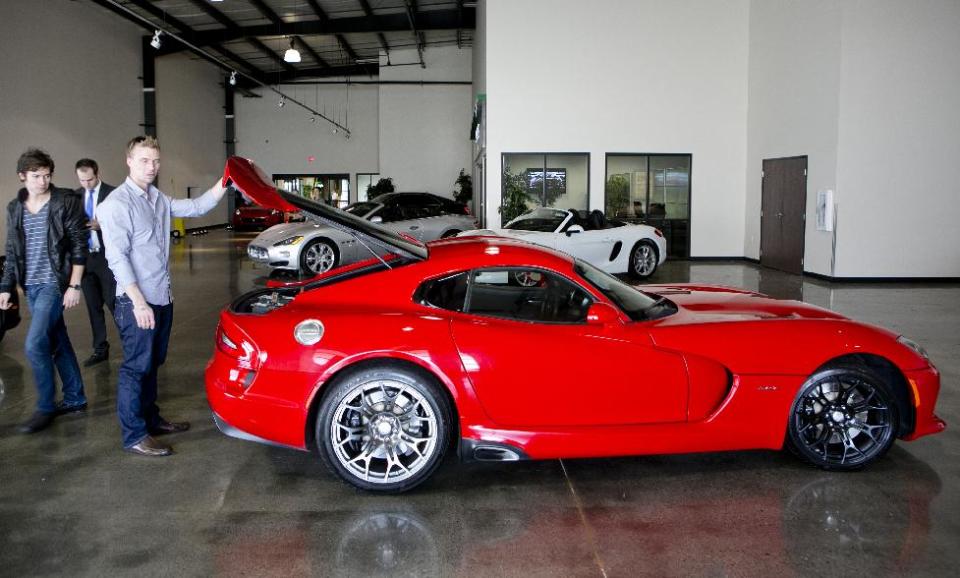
[299,238,338,275]
[786,363,899,471]
[316,362,452,493]
[440,229,462,239]
[628,240,659,279]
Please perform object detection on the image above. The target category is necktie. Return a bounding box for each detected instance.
[86,189,96,249]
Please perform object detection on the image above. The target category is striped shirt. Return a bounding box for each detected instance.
[23,203,57,286]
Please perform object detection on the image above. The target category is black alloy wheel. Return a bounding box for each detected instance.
[787,364,898,471]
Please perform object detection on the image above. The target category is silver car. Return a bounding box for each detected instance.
[247,192,477,275]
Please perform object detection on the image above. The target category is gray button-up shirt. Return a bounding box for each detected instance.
[98,176,220,305]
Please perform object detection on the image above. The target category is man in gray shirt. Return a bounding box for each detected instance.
[98,136,227,457]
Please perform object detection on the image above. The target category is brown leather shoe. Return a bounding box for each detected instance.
[125,436,173,457]
[149,420,190,436]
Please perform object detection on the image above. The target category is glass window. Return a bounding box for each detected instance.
[604,154,691,258]
[274,173,350,209]
[419,272,469,311]
[502,153,588,225]
[465,268,592,324]
[357,173,379,203]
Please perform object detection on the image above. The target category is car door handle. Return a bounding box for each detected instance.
[409,226,420,230]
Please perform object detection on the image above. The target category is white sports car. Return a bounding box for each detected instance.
[460,207,667,278]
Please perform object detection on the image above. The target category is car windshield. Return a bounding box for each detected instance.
[574,260,673,321]
[345,202,379,217]
[505,208,568,232]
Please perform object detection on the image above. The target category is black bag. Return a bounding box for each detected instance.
[0,258,21,342]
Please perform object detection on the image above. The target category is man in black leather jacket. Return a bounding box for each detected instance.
[0,148,89,433]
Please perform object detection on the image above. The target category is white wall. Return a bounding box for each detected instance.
[746,0,843,275]
[379,46,473,198]
[0,0,142,243]
[484,0,750,256]
[235,83,379,202]
[156,54,228,228]
[833,0,960,277]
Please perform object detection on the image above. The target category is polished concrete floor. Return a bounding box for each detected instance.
[0,230,957,577]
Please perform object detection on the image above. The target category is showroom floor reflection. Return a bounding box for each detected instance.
[0,231,957,577]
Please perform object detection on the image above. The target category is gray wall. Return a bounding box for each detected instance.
[0,0,142,243]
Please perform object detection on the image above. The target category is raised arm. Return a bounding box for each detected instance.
[170,178,227,218]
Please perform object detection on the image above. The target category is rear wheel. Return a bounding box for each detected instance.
[628,240,659,279]
[300,239,338,275]
[786,364,898,471]
[317,363,452,493]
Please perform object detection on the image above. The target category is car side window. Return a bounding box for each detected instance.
[464,268,592,323]
[378,203,403,223]
[417,272,469,311]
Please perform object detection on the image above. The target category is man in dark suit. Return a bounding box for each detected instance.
[75,158,116,366]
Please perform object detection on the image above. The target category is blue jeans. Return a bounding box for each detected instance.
[24,283,86,414]
[114,296,174,447]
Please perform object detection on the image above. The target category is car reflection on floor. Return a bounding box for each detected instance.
[208,449,940,577]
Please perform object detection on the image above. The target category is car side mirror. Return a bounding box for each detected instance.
[370,216,383,224]
[586,302,619,325]
[565,225,584,237]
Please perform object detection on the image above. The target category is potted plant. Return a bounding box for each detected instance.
[453,169,472,206]
[368,177,395,199]
[605,173,630,217]
[499,166,533,225]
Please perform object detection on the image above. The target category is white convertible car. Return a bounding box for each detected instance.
[459,207,667,278]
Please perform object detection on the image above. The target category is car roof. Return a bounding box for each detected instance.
[424,235,576,272]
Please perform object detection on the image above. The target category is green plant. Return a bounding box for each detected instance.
[605,173,630,217]
[453,169,472,205]
[368,177,395,199]
[499,165,534,225]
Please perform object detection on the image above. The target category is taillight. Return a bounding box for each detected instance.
[654,229,664,238]
[216,323,258,370]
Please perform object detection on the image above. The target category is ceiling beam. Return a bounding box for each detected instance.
[235,64,378,88]
[357,0,391,57]
[293,36,331,68]
[303,0,359,62]
[184,10,474,48]
[403,0,426,68]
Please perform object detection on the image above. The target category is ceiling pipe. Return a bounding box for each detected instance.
[96,0,352,136]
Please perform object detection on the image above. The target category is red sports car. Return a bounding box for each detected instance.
[206,157,945,493]
[232,204,287,231]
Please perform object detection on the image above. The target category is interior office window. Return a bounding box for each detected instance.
[274,173,350,209]
[357,173,379,203]
[605,154,691,258]
[502,153,588,225]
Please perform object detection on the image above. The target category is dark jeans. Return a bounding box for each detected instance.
[114,296,173,447]
[81,251,116,352]
[24,283,86,414]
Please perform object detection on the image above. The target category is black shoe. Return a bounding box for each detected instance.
[55,401,88,416]
[83,349,109,367]
[18,412,56,434]
[124,436,173,457]
[149,420,190,436]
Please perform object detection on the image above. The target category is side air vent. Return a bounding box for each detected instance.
[460,439,529,463]
[473,446,522,462]
[609,241,623,262]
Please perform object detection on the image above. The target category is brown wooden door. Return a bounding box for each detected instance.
[760,157,807,275]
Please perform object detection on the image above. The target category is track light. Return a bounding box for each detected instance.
[150,30,162,50]
[310,115,317,123]
[278,95,285,108]
[229,71,237,86]
[283,38,301,63]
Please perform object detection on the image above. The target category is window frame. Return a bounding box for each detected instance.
[501,152,591,214]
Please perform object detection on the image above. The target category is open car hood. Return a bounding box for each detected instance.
[222,156,428,262]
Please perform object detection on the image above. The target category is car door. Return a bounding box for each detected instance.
[555,225,616,265]
[435,267,688,427]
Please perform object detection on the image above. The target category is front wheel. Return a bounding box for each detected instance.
[300,239,338,275]
[317,363,452,493]
[628,240,659,279]
[786,364,899,471]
